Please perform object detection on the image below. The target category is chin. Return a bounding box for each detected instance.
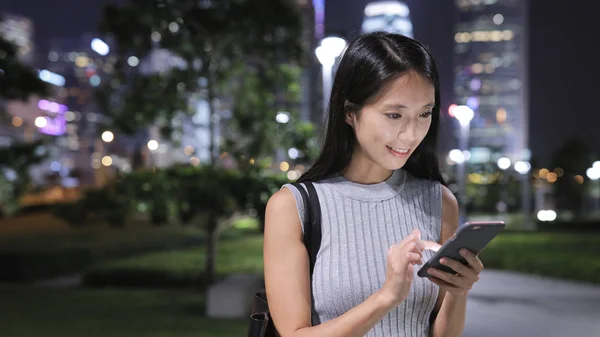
[380,157,410,171]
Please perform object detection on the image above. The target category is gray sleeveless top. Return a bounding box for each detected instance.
[282,169,442,337]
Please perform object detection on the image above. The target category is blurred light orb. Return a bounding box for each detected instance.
[537,210,557,222]
[102,131,114,143]
[127,56,139,67]
[102,156,113,167]
[35,116,47,128]
[449,149,465,164]
[514,161,531,174]
[497,157,511,170]
[147,140,159,151]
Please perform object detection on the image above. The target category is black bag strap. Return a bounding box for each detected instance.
[290,181,322,278]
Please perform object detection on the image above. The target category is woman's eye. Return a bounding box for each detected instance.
[420,111,433,118]
[386,113,402,119]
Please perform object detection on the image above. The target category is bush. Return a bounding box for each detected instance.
[53,185,131,228]
[479,231,600,284]
[0,248,93,282]
[53,202,88,227]
[84,268,201,288]
[535,219,600,232]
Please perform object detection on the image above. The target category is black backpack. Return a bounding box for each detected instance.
[248,181,322,337]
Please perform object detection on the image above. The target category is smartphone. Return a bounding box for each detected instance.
[417,221,505,278]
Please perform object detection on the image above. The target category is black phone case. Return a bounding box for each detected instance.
[417,221,505,278]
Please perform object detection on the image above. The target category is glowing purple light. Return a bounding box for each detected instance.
[37,99,68,136]
[470,78,482,91]
[39,115,66,136]
[38,99,68,114]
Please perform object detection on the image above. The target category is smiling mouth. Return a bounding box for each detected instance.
[386,145,410,154]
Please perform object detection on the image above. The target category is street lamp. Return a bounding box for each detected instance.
[514,160,533,229]
[315,37,347,118]
[452,105,474,220]
[496,156,512,217]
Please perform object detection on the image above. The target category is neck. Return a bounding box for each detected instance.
[340,148,393,185]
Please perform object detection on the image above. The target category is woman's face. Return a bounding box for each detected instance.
[346,71,435,171]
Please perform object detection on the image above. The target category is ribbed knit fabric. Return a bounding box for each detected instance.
[282,169,442,337]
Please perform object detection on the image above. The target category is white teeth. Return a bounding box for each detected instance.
[387,146,409,153]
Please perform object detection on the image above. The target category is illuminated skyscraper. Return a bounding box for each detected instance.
[361,1,413,37]
[453,0,529,161]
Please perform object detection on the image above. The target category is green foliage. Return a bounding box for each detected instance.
[95,0,306,147]
[53,183,131,228]
[0,18,51,216]
[0,140,49,217]
[480,231,600,284]
[222,62,320,165]
[0,34,49,100]
[111,165,288,229]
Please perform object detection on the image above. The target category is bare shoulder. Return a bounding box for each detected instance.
[265,187,302,235]
[440,185,459,240]
[263,187,311,333]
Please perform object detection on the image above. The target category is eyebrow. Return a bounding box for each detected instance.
[381,103,435,109]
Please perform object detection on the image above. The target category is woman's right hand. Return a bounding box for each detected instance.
[380,229,438,306]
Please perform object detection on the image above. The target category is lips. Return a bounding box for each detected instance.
[386,145,411,158]
[387,146,409,153]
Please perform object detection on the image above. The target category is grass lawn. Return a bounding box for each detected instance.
[85,234,264,286]
[88,230,600,287]
[480,231,600,284]
[0,213,259,282]
[0,287,248,337]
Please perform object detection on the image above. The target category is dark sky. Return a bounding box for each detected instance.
[1,0,105,51]
[2,0,600,166]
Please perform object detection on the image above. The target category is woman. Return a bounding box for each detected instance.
[263,32,483,337]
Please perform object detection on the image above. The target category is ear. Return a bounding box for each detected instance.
[345,112,355,128]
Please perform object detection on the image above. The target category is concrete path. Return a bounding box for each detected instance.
[464,270,600,337]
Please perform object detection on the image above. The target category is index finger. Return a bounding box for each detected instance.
[422,240,441,252]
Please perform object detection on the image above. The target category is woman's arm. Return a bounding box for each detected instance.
[429,185,467,337]
[264,188,412,337]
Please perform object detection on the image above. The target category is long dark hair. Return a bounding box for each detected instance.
[298,32,446,185]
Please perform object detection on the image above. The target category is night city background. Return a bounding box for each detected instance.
[1,1,599,336]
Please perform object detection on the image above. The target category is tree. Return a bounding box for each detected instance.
[95,0,306,285]
[96,0,305,161]
[222,62,319,168]
[0,36,48,101]
[0,18,50,216]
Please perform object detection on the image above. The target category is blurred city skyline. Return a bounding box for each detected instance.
[2,0,600,166]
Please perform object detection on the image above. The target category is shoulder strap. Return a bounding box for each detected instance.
[290,182,322,278]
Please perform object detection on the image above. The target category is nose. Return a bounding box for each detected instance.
[398,118,418,142]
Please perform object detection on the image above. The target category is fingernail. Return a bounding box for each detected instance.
[440,258,447,264]
[460,249,468,256]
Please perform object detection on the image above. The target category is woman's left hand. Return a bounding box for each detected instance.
[426,248,484,296]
